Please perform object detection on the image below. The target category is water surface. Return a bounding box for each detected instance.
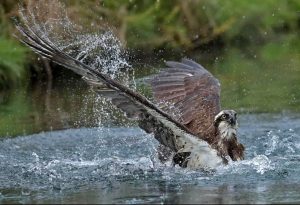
[0,114,300,204]
[0,43,299,203]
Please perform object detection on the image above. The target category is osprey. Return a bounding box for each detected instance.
[14,20,244,171]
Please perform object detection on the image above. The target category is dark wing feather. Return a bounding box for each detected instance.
[13,19,217,156]
[150,58,221,142]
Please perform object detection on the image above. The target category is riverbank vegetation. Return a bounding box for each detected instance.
[0,0,299,89]
[0,3,28,89]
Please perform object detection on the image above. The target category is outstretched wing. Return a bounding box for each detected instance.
[149,59,221,142]
[13,19,221,164]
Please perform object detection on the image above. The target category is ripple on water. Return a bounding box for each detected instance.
[0,114,300,203]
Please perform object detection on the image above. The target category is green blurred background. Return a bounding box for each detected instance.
[0,0,299,137]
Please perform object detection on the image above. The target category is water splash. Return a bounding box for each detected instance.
[242,155,275,174]
[156,100,184,121]
[265,131,280,156]
[19,0,131,78]
[1,114,300,203]
[216,154,274,175]
[19,0,135,127]
[263,129,299,156]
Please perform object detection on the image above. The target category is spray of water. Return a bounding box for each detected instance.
[18,0,135,128]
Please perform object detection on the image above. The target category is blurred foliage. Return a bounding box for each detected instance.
[0,37,28,89]
[0,3,30,89]
[213,33,300,112]
[62,0,300,50]
[0,0,299,86]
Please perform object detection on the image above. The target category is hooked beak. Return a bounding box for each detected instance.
[228,118,237,127]
[229,118,235,126]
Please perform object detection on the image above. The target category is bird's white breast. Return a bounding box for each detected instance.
[218,121,237,140]
[145,107,224,170]
[186,145,223,170]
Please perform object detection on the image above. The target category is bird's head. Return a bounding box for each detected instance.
[214,110,238,140]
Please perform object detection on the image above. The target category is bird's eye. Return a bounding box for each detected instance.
[221,114,227,119]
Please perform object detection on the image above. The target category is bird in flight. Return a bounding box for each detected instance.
[14,19,244,171]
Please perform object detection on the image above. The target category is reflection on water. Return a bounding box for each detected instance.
[0,114,300,204]
[0,34,300,137]
[0,74,93,137]
[212,34,300,113]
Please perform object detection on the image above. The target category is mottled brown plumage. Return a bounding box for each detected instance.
[150,59,245,164]
[150,59,221,142]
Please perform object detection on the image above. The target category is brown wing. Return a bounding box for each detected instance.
[150,59,221,142]
[14,18,222,160]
